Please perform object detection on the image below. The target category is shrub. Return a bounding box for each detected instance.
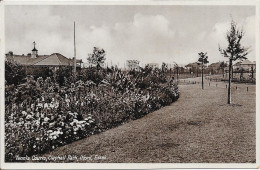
[5,67,179,162]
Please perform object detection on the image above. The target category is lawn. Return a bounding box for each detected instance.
[40,77,255,163]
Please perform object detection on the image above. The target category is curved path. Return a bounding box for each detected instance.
[44,77,256,163]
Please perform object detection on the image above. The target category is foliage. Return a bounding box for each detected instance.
[219,20,249,61]
[198,52,209,65]
[87,47,106,68]
[5,61,26,85]
[197,52,209,89]
[161,62,168,73]
[5,66,179,162]
[219,61,227,74]
[218,20,250,104]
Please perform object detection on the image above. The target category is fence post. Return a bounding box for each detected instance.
[247,87,248,92]
[216,84,217,87]
[236,86,237,90]
[226,84,227,88]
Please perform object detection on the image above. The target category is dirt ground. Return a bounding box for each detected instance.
[43,77,256,163]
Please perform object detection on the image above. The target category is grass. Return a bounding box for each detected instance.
[40,77,255,163]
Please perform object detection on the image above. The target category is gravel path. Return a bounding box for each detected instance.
[43,77,256,163]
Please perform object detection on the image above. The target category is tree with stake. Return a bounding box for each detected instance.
[219,61,227,78]
[198,52,209,90]
[239,67,245,81]
[87,47,106,69]
[219,20,249,104]
[173,62,179,83]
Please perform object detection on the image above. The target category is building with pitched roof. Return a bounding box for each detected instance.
[5,42,82,68]
[126,60,140,70]
[240,59,256,71]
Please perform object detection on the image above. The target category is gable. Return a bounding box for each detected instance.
[34,54,62,66]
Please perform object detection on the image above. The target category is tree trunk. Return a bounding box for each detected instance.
[202,65,204,89]
[251,66,254,79]
[231,66,233,79]
[177,67,179,83]
[197,66,198,77]
[227,59,232,104]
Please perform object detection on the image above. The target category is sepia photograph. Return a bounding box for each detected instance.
[0,0,259,169]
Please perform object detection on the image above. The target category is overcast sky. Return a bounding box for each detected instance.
[5,5,256,66]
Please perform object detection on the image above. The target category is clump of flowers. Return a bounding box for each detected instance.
[5,67,179,162]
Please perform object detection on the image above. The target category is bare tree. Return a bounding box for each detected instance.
[219,20,249,104]
[198,52,209,90]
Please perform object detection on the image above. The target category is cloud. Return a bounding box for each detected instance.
[5,6,256,67]
[5,6,71,56]
[75,13,176,66]
[209,15,256,62]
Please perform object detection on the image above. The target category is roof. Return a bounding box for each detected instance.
[32,47,38,51]
[208,62,221,67]
[234,61,242,66]
[147,63,159,65]
[240,59,254,65]
[185,62,198,67]
[6,53,74,66]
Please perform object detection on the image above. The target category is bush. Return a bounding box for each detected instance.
[5,66,179,162]
[5,61,26,85]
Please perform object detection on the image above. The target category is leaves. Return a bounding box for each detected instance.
[87,47,106,68]
[5,67,179,161]
[198,52,209,65]
[219,20,250,61]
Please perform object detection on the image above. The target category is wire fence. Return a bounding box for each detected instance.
[177,78,254,92]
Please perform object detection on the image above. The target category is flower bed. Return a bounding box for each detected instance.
[5,67,179,162]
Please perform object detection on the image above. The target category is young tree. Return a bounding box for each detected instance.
[173,62,179,83]
[161,62,168,73]
[219,20,249,104]
[239,67,245,81]
[87,47,106,69]
[198,52,209,90]
[219,61,226,74]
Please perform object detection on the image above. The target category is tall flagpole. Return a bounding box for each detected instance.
[73,21,76,74]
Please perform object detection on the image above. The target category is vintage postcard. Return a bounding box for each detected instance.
[0,0,259,169]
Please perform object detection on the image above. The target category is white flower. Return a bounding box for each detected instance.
[44,103,49,108]
[47,130,53,133]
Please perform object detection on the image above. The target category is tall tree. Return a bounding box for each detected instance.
[87,47,106,69]
[219,20,249,104]
[198,52,209,90]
